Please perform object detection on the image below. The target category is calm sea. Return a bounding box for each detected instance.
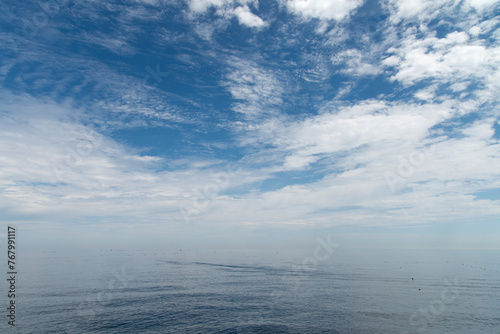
[2,249,499,333]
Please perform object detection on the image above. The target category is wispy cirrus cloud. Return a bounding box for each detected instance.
[224,57,285,118]
[0,91,267,227]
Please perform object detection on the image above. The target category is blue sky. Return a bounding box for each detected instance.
[1,0,499,250]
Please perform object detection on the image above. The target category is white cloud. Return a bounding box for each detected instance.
[201,97,500,226]
[189,0,233,13]
[462,119,496,139]
[477,17,500,35]
[1,93,499,231]
[445,31,470,44]
[388,0,435,19]
[449,82,469,92]
[193,129,500,226]
[382,0,500,101]
[4,0,500,236]
[263,100,456,171]
[234,5,267,27]
[81,33,135,56]
[469,26,483,36]
[382,55,401,67]
[466,0,500,12]
[0,93,262,225]
[384,29,500,92]
[385,0,456,22]
[414,85,437,101]
[331,49,382,76]
[187,0,267,28]
[285,0,363,21]
[225,58,284,117]
[133,0,162,4]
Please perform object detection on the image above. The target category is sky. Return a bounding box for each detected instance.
[0,0,499,251]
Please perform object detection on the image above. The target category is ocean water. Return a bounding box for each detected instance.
[3,249,499,333]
